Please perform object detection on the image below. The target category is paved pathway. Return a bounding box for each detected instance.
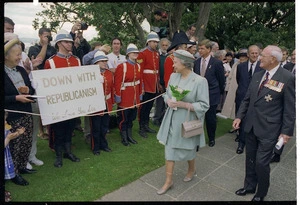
[97,132,296,202]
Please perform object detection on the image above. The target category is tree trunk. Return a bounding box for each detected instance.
[195,2,212,42]
[168,2,185,39]
[129,10,145,44]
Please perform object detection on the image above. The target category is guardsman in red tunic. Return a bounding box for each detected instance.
[44,29,81,168]
[137,32,162,138]
[164,30,195,87]
[114,43,142,146]
[89,51,114,155]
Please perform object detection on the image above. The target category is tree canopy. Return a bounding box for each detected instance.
[33,2,295,53]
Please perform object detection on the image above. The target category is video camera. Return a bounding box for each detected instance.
[80,22,89,30]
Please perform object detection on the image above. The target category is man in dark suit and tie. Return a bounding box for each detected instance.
[232,45,295,201]
[235,45,262,154]
[193,39,225,147]
[270,48,296,163]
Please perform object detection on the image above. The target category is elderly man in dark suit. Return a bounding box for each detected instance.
[193,39,225,147]
[232,45,295,201]
[235,45,262,154]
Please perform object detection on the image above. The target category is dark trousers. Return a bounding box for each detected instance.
[9,115,33,173]
[235,101,245,147]
[117,107,137,131]
[205,104,218,141]
[152,95,166,123]
[139,92,156,126]
[51,119,76,150]
[90,114,109,152]
[244,130,277,197]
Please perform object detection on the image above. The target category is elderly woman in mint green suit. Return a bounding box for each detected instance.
[156,50,210,195]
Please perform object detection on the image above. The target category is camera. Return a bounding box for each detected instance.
[46,35,53,42]
[80,22,89,30]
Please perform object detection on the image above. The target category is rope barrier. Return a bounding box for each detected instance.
[4,92,166,117]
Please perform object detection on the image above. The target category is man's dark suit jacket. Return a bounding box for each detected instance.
[235,61,262,111]
[283,62,295,72]
[5,65,35,122]
[193,56,225,106]
[237,67,295,139]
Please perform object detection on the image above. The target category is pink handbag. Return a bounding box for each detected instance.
[182,108,203,138]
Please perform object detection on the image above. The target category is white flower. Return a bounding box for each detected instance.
[176,87,183,94]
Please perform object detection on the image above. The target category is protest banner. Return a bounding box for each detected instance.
[31,65,106,125]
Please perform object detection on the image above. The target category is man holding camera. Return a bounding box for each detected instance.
[28,27,57,70]
[70,21,91,64]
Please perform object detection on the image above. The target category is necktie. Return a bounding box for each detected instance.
[201,59,206,77]
[248,63,253,79]
[258,71,269,96]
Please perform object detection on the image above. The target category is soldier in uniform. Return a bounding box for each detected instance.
[114,44,142,146]
[137,32,161,138]
[44,29,81,168]
[89,51,114,155]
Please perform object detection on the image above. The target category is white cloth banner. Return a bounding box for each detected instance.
[31,65,105,125]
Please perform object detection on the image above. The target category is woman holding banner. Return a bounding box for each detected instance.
[4,34,35,185]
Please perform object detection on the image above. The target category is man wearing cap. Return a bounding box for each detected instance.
[115,43,142,146]
[44,30,81,168]
[193,39,225,147]
[235,45,262,154]
[89,51,113,155]
[137,32,161,138]
[164,30,196,87]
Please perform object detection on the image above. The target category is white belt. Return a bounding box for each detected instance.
[143,69,158,74]
[123,80,140,87]
[105,93,111,100]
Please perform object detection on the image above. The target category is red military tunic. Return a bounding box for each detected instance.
[114,61,142,108]
[164,54,174,87]
[137,47,159,93]
[101,69,114,112]
[44,53,81,69]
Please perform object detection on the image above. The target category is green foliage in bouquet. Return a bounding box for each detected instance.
[169,85,190,101]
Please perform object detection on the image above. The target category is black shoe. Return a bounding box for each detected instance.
[100,147,112,152]
[54,158,63,168]
[127,137,138,144]
[63,153,80,162]
[270,153,280,163]
[139,130,148,138]
[144,125,156,133]
[11,175,29,186]
[235,188,256,196]
[252,196,264,201]
[236,147,244,154]
[93,151,100,155]
[209,140,215,147]
[19,168,37,174]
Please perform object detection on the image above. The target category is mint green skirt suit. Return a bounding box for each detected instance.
[157,72,210,161]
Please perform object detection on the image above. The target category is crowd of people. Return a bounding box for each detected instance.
[4,13,295,202]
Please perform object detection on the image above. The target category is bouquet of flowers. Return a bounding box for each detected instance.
[169,85,190,110]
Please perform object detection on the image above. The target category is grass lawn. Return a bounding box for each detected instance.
[5,115,233,202]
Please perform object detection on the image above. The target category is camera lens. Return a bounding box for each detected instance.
[47,36,53,41]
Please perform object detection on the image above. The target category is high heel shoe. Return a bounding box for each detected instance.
[183,171,197,182]
[156,182,173,195]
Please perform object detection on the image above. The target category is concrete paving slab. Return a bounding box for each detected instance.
[202,165,246,194]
